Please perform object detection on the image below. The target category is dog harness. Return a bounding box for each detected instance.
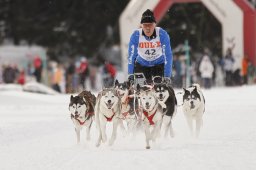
[71,112,94,125]
[143,110,157,125]
[104,109,116,122]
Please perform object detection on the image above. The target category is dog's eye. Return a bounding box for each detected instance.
[149,97,152,99]
[111,96,114,98]
[78,105,81,108]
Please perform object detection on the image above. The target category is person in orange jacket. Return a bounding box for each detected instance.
[241,55,250,84]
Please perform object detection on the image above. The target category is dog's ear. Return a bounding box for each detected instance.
[183,88,190,95]
[126,81,130,88]
[70,95,74,101]
[114,79,119,87]
[136,84,140,90]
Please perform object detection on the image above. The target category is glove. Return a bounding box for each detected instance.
[164,77,171,85]
[128,74,134,83]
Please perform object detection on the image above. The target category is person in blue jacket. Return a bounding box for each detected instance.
[128,9,173,84]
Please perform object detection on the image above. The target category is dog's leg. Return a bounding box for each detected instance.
[151,122,161,142]
[95,101,103,147]
[185,115,194,137]
[119,119,127,137]
[170,120,175,138]
[109,118,118,146]
[86,119,92,141]
[195,118,203,138]
[99,114,107,143]
[75,128,80,144]
[144,124,151,149]
[162,115,171,138]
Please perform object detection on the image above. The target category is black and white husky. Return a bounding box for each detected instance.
[182,84,205,138]
[69,91,96,144]
[138,85,163,149]
[94,88,122,147]
[114,80,139,135]
[154,83,177,138]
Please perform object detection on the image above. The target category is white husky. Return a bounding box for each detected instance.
[138,85,163,149]
[182,84,205,138]
[94,88,122,147]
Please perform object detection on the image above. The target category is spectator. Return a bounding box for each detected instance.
[223,48,235,86]
[102,61,116,88]
[241,54,250,84]
[33,56,43,82]
[52,63,63,93]
[78,57,89,89]
[199,55,215,89]
[3,65,16,84]
[66,61,75,93]
[17,69,26,85]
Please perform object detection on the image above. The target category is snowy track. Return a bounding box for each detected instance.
[0,86,256,170]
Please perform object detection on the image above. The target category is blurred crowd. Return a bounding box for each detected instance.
[0,56,43,85]
[47,57,117,93]
[1,48,256,93]
[172,48,256,89]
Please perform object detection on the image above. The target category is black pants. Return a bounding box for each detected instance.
[134,62,164,82]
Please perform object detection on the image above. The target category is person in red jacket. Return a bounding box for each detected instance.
[33,56,42,82]
[18,70,26,85]
[102,61,116,87]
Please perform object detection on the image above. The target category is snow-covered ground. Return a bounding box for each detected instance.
[0,85,256,170]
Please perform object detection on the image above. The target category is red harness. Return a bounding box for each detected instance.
[143,110,157,125]
[104,109,116,122]
[73,112,94,125]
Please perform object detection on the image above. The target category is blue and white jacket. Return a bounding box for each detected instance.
[128,27,173,77]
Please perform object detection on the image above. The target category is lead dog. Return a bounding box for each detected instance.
[69,91,96,144]
[154,83,177,138]
[95,88,122,147]
[137,84,163,149]
[182,84,205,138]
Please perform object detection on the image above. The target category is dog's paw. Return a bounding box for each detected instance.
[108,140,114,146]
[102,136,107,143]
[86,136,90,141]
[96,142,101,147]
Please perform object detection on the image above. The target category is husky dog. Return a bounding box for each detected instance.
[137,85,163,149]
[154,83,177,138]
[182,84,205,138]
[114,80,139,134]
[69,91,96,144]
[95,88,122,147]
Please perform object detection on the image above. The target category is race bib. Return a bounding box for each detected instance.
[138,27,163,61]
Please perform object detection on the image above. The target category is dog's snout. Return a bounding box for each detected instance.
[146,102,149,106]
[159,94,163,98]
[190,101,194,105]
[75,111,78,115]
[108,100,111,104]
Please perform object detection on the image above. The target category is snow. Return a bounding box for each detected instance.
[0,85,256,170]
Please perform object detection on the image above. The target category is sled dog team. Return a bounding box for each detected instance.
[69,81,205,149]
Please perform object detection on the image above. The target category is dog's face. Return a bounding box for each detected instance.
[101,89,119,110]
[183,87,201,110]
[69,95,87,119]
[154,84,170,103]
[140,90,158,112]
[115,80,130,101]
